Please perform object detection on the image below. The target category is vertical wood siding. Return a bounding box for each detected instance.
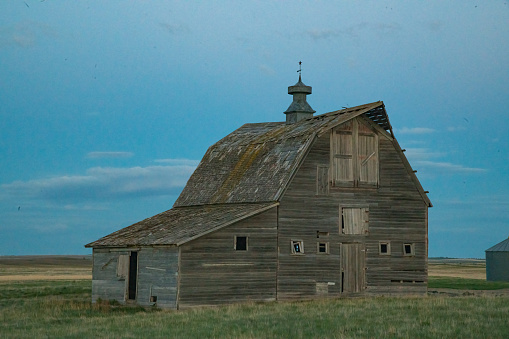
[91,249,127,303]
[91,247,179,308]
[278,117,428,299]
[136,247,179,308]
[178,208,278,308]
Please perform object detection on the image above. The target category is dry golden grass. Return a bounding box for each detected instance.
[428,258,486,280]
[0,255,92,281]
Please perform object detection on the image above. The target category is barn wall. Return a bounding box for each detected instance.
[91,249,127,303]
[91,247,179,308]
[136,247,179,308]
[178,207,278,308]
[278,118,428,300]
[486,251,509,281]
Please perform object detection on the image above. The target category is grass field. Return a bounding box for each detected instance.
[1,256,508,338]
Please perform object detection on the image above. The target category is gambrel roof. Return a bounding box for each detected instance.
[86,100,431,248]
[175,101,392,207]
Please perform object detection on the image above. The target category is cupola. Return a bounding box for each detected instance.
[284,71,315,124]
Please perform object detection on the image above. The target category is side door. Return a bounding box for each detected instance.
[340,243,366,294]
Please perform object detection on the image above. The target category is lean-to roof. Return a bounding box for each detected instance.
[85,202,278,248]
[174,101,391,207]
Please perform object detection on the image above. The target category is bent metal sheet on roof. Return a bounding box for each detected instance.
[85,202,278,248]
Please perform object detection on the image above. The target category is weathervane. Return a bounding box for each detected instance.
[297,61,302,76]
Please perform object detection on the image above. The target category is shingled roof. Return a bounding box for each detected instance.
[174,101,391,207]
[86,202,278,248]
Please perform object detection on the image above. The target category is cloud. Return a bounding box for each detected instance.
[447,126,467,132]
[154,158,200,166]
[305,23,401,41]
[306,29,340,40]
[397,127,435,134]
[1,163,198,202]
[404,148,446,160]
[86,152,134,159]
[0,21,57,48]
[414,160,486,173]
[405,148,485,173]
[258,64,276,76]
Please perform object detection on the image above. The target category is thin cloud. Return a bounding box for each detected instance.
[405,148,485,173]
[404,148,445,160]
[87,152,134,159]
[306,29,340,40]
[414,161,486,173]
[397,127,435,134]
[305,22,401,41]
[258,64,276,76]
[154,158,200,166]
[447,126,467,132]
[0,21,57,48]
[1,165,197,202]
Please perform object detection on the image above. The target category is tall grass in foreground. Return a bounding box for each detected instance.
[1,279,508,338]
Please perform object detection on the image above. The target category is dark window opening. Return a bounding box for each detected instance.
[404,243,415,256]
[235,236,247,251]
[379,241,390,255]
[291,240,304,254]
[150,296,157,302]
[318,242,329,254]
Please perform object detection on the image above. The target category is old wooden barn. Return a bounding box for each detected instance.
[85,76,432,309]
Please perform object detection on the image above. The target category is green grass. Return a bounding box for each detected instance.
[1,279,509,338]
[428,276,509,290]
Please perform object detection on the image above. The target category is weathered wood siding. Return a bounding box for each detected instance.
[278,117,428,299]
[91,249,127,303]
[91,247,179,308]
[136,247,179,308]
[178,207,278,308]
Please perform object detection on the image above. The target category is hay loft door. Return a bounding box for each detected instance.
[127,251,138,300]
[340,243,366,294]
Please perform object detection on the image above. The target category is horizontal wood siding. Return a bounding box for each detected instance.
[178,208,277,308]
[136,247,179,308]
[278,118,428,299]
[91,247,179,308]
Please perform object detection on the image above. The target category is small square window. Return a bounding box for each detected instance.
[291,240,304,254]
[317,242,329,254]
[235,236,247,251]
[379,241,391,255]
[403,243,415,256]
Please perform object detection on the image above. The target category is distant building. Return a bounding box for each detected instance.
[85,75,432,309]
[485,237,509,282]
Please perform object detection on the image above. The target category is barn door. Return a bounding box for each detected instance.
[340,243,366,294]
[127,251,138,300]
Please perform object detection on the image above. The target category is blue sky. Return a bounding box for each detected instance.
[1,1,508,258]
